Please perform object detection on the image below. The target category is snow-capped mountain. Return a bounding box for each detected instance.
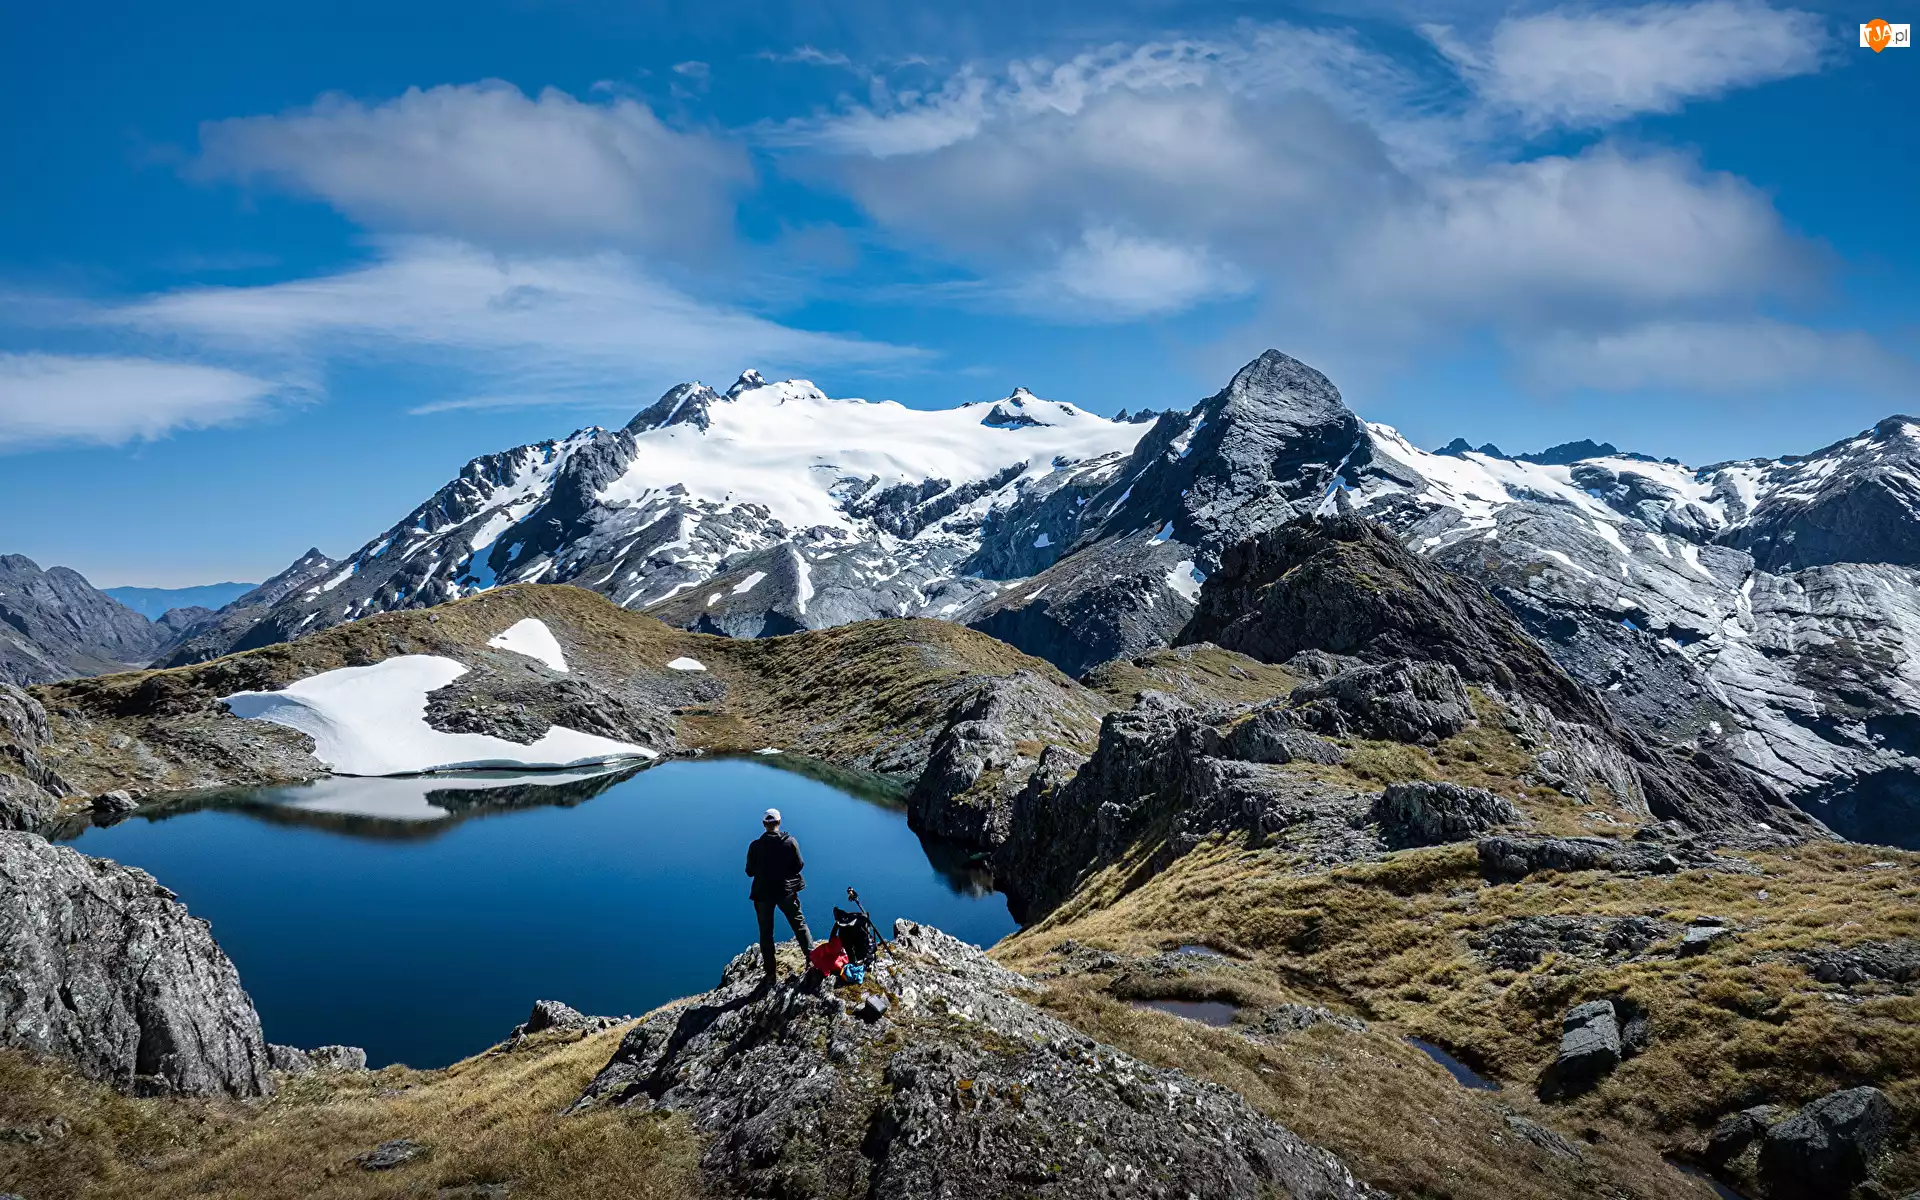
[163,371,1155,657]
[166,352,1920,846]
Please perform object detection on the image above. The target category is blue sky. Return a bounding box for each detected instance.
[2,0,1914,586]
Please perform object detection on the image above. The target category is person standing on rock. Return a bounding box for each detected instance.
[746,807,812,987]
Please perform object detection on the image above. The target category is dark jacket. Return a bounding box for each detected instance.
[746,830,805,900]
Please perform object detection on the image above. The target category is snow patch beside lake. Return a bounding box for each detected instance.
[222,656,654,776]
[486,618,569,672]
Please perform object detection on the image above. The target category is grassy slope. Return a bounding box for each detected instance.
[0,1025,699,1200]
[998,835,1920,1196]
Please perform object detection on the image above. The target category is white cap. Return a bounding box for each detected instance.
[763,808,781,824]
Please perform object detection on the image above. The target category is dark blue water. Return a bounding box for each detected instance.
[59,758,1015,1069]
[1407,1038,1502,1090]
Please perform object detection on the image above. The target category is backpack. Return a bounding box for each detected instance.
[833,906,879,965]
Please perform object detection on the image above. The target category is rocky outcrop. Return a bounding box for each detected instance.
[993,692,1376,919]
[1755,1086,1894,1198]
[573,920,1384,1200]
[1226,709,1346,764]
[1181,513,1825,839]
[1370,781,1522,848]
[0,683,71,832]
[1286,660,1473,744]
[1469,915,1678,971]
[1476,835,1729,882]
[1793,938,1920,986]
[0,831,271,1097]
[906,670,1106,849]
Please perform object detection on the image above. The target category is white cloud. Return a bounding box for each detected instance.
[1328,146,1812,336]
[0,353,285,448]
[196,82,749,251]
[98,240,923,405]
[1429,2,1824,131]
[767,7,1853,381]
[1017,228,1250,320]
[1524,320,1917,392]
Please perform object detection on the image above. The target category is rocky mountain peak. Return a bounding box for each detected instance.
[625,382,722,434]
[726,368,767,396]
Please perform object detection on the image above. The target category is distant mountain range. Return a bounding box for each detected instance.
[7,351,1917,844]
[102,582,259,620]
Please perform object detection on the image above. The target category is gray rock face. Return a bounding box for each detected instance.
[1286,660,1474,744]
[0,555,164,685]
[1757,1086,1894,1198]
[1227,709,1346,765]
[1370,781,1522,848]
[965,534,1200,678]
[573,920,1384,1200]
[0,683,71,832]
[268,1043,314,1074]
[1538,999,1621,1100]
[906,670,1105,849]
[91,790,138,817]
[309,1044,368,1071]
[1182,513,1822,839]
[0,831,271,1097]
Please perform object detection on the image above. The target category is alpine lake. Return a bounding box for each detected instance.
[56,756,1017,1069]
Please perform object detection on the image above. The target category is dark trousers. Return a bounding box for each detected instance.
[754,893,813,977]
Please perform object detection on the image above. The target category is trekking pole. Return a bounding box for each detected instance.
[848,887,894,952]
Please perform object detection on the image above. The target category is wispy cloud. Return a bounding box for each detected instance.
[1426,1,1825,132]
[53,240,925,417]
[0,353,292,449]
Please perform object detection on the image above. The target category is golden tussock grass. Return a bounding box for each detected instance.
[998,837,1920,1194]
[0,1024,701,1200]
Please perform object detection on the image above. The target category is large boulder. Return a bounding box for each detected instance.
[1757,1086,1894,1198]
[0,831,272,1097]
[1370,781,1521,848]
[1538,999,1621,1100]
[574,920,1384,1200]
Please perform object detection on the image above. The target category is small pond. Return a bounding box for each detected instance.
[59,757,1016,1069]
[1406,1038,1502,1090]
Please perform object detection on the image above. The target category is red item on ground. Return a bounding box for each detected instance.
[808,935,849,977]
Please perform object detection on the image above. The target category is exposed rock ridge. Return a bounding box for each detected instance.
[0,830,272,1098]
[1180,513,1823,839]
[573,920,1385,1200]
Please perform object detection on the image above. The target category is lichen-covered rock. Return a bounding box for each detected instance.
[1469,915,1677,971]
[573,920,1384,1200]
[309,1044,368,1071]
[268,1043,314,1074]
[1757,1086,1893,1198]
[0,684,71,833]
[1538,999,1621,1101]
[1285,659,1474,744]
[0,831,271,1097]
[1226,708,1346,765]
[906,670,1103,850]
[1794,938,1920,986]
[1370,781,1522,848]
[1476,834,1733,882]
